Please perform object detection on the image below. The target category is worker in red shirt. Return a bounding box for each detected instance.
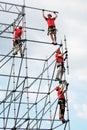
[42,10,58,45]
[55,48,67,82]
[55,84,66,123]
[13,26,23,57]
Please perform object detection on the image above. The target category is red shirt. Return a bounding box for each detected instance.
[55,53,63,63]
[45,17,56,27]
[14,27,23,39]
[56,87,65,99]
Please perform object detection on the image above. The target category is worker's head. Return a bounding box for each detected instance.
[19,26,22,29]
[47,13,52,18]
[55,86,60,91]
[56,48,60,53]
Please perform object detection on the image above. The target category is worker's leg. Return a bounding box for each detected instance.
[13,40,18,55]
[56,66,62,81]
[50,33,54,43]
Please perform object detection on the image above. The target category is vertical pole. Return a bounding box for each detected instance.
[13,57,16,127]
[13,20,16,128]
[22,0,30,129]
[64,35,70,130]
[64,35,69,75]
[3,102,5,130]
[47,59,52,126]
[65,88,71,130]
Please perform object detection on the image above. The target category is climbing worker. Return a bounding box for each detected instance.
[13,26,23,57]
[55,84,66,123]
[42,10,58,45]
[55,48,67,82]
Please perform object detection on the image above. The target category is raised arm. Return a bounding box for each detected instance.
[53,12,58,19]
[42,10,46,19]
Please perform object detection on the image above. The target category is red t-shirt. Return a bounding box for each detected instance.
[45,17,56,27]
[56,86,65,99]
[14,28,23,38]
[55,53,63,63]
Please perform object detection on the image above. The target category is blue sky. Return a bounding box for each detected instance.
[0,0,87,130]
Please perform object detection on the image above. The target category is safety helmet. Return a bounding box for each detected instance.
[47,13,52,17]
[19,26,22,29]
[55,86,60,91]
[56,48,60,53]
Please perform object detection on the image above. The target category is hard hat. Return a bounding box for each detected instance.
[56,48,60,53]
[55,86,60,91]
[47,14,52,17]
[19,26,22,29]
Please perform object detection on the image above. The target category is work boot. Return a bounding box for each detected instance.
[13,52,18,55]
[62,118,66,123]
[59,117,66,123]
[54,42,57,45]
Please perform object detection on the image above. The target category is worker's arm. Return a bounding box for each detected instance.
[60,85,65,92]
[58,51,67,57]
[54,12,58,19]
[42,10,46,19]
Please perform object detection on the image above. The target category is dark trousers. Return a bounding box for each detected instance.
[58,99,65,119]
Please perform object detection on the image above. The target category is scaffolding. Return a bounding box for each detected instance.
[0,1,70,130]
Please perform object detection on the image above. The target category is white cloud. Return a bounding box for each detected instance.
[68,90,78,104]
[73,103,87,119]
[76,69,87,81]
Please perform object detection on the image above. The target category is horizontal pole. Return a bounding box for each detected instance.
[0,74,56,81]
[0,22,45,32]
[0,88,48,95]
[0,54,46,62]
[0,35,60,45]
[0,116,59,121]
[0,1,59,13]
[0,9,19,14]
